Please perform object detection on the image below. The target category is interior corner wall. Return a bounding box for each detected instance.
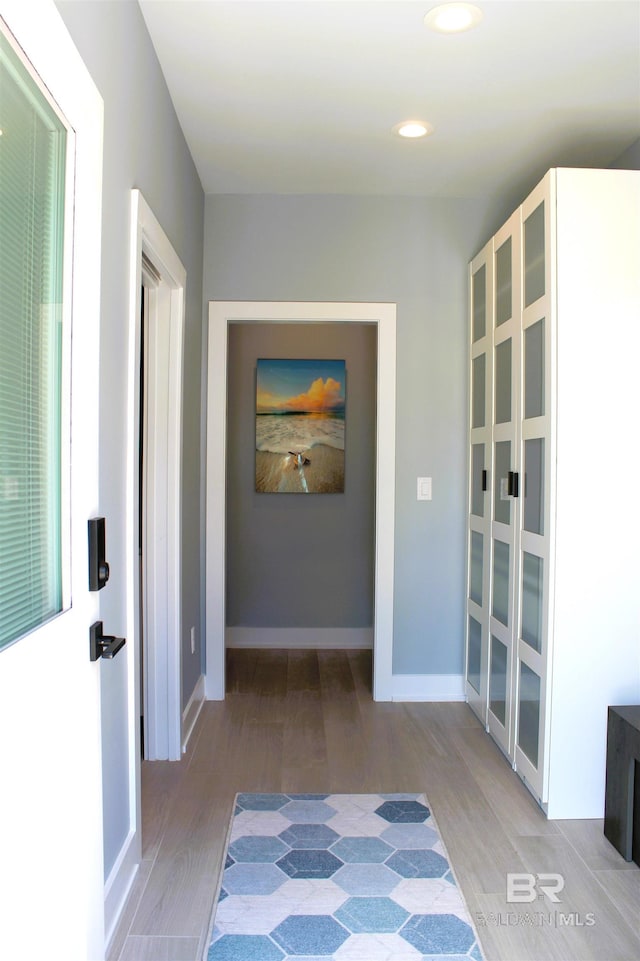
[226,322,376,635]
[611,137,640,170]
[55,0,204,882]
[204,194,492,675]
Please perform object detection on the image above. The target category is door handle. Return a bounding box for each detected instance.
[90,621,126,661]
[508,470,519,498]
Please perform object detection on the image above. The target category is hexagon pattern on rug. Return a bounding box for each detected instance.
[207,793,484,961]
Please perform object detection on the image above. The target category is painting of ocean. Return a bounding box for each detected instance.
[256,359,345,493]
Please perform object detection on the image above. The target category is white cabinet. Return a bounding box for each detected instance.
[465,168,640,819]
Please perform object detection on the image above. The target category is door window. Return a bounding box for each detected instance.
[0,31,69,649]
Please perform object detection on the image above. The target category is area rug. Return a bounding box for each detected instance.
[206,793,485,961]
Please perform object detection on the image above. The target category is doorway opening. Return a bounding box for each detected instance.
[205,301,397,702]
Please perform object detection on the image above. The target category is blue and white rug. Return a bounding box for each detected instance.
[206,793,485,961]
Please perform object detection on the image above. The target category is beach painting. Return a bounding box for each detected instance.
[256,358,346,493]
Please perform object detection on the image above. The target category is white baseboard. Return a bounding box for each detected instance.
[391,673,465,702]
[182,673,205,753]
[226,628,374,650]
[104,829,139,953]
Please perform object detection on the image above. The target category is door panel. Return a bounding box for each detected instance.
[514,175,553,801]
[0,6,104,960]
[487,209,521,758]
[465,240,493,722]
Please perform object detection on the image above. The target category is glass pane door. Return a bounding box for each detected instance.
[490,635,508,725]
[467,615,482,695]
[495,338,512,424]
[524,201,545,306]
[472,354,486,429]
[471,443,485,517]
[472,263,486,342]
[492,538,510,626]
[470,531,484,606]
[495,236,513,328]
[494,440,512,526]
[524,318,545,418]
[523,438,545,535]
[521,552,543,653]
[518,661,541,767]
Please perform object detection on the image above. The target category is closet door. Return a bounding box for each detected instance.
[487,211,521,758]
[465,240,493,724]
[514,174,554,799]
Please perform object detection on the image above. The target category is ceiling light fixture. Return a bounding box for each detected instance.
[424,2,483,33]
[394,120,434,139]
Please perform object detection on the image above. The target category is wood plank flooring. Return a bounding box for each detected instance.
[109,650,640,961]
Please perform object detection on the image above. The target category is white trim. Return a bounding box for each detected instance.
[127,191,185,766]
[123,194,187,949]
[392,674,466,702]
[182,673,206,753]
[205,305,228,701]
[205,302,396,702]
[373,307,396,700]
[226,628,374,650]
[103,831,139,955]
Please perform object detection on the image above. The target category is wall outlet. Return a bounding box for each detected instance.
[190,626,196,654]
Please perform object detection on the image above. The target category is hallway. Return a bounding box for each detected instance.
[109,650,640,961]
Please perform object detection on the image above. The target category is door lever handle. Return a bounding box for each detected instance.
[90,621,126,661]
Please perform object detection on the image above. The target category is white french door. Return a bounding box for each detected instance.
[513,177,554,802]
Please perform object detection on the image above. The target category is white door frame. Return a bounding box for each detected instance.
[205,301,396,701]
[127,190,185,765]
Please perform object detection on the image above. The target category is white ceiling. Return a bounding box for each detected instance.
[138,0,640,204]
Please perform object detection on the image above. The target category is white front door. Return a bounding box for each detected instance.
[0,4,105,960]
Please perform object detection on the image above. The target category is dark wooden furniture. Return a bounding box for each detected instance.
[604,705,640,866]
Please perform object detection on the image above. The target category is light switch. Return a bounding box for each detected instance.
[417,477,432,501]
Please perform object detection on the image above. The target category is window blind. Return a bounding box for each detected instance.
[0,30,67,649]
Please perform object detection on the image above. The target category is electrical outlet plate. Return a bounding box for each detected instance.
[417,477,432,501]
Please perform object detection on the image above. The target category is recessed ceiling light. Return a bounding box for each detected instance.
[424,3,483,34]
[393,120,434,139]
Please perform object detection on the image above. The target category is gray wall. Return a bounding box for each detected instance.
[56,0,204,880]
[204,194,493,674]
[227,322,377,627]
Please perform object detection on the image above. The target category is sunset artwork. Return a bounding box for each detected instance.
[255,359,345,493]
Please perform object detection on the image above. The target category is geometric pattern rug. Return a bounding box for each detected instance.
[206,793,485,960]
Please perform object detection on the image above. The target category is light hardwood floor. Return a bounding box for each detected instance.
[109,650,640,961]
